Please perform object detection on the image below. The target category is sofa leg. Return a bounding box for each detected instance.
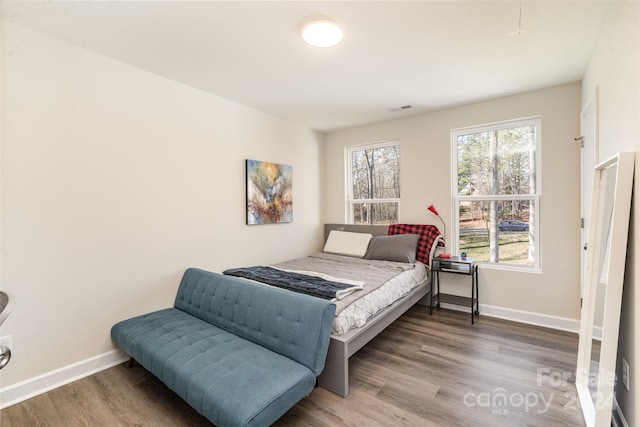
[128,357,138,368]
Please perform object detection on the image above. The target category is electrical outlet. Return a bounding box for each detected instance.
[0,335,11,350]
[622,358,630,391]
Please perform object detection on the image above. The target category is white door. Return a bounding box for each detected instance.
[580,91,598,299]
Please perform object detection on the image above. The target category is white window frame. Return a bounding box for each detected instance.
[345,140,401,224]
[451,117,542,271]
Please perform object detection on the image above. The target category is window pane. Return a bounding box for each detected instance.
[351,145,400,200]
[352,202,399,225]
[458,199,535,266]
[457,125,536,196]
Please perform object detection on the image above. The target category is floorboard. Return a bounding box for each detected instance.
[0,307,586,426]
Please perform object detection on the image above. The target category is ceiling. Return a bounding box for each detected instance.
[3,1,613,132]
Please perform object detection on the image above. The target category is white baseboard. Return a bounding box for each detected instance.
[436,302,581,334]
[0,349,128,409]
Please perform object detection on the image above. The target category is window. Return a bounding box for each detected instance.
[346,141,400,224]
[452,118,541,268]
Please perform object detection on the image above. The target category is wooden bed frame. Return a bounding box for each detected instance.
[316,224,432,397]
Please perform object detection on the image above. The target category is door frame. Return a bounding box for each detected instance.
[580,88,599,299]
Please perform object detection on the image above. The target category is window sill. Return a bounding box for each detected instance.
[477,262,542,274]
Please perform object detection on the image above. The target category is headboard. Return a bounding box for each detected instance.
[324,224,389,242]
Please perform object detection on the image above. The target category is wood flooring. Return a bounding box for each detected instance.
[0,307,586,426]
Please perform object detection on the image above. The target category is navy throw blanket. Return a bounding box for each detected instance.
[223,266,361,300]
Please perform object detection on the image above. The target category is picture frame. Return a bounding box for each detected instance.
[245,159,293,225]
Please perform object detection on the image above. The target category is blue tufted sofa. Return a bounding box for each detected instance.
[111,268,336,427]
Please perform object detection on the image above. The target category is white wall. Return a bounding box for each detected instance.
[0,22,323,402]
[324,83,583,325]
[582,1,640,424]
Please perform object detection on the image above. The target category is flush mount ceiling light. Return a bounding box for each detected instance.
[301,19,343,48]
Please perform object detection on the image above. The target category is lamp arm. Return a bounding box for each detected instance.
[437,214,446,248]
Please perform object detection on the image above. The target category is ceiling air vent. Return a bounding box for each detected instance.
[388,105,412,112]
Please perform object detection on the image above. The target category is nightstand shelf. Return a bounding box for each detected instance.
[430,256,479,324]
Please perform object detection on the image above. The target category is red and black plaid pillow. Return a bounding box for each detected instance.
[388,224,443,267]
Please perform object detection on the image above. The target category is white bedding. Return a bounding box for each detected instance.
[272,252,429,336]
[331,261,428,335]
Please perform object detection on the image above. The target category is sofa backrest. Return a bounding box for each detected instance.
[174,268,336,376]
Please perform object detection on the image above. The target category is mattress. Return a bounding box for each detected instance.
[271,253,429,336]
[331,260,428,335]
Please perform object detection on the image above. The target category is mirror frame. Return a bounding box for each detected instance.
[576,152,635,427]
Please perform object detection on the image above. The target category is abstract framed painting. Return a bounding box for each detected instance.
[246,159,293,225]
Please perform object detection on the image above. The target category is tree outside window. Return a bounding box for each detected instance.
[453,118,540,268]
[347,142,400,224]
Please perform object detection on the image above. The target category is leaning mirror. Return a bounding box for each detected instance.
[576,152,635,427]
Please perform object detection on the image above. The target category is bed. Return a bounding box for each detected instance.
[224,223,442,397]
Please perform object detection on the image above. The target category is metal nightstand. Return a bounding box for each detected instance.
[431,256,479,324]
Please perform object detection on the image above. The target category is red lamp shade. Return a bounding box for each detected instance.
[427,204,439,216]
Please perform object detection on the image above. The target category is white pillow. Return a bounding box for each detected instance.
[323,230,373,258]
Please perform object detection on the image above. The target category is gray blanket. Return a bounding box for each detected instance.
[273,253,417,315]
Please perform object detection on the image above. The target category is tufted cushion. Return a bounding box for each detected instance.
[111,308,316,427]
[173,268,336,376]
